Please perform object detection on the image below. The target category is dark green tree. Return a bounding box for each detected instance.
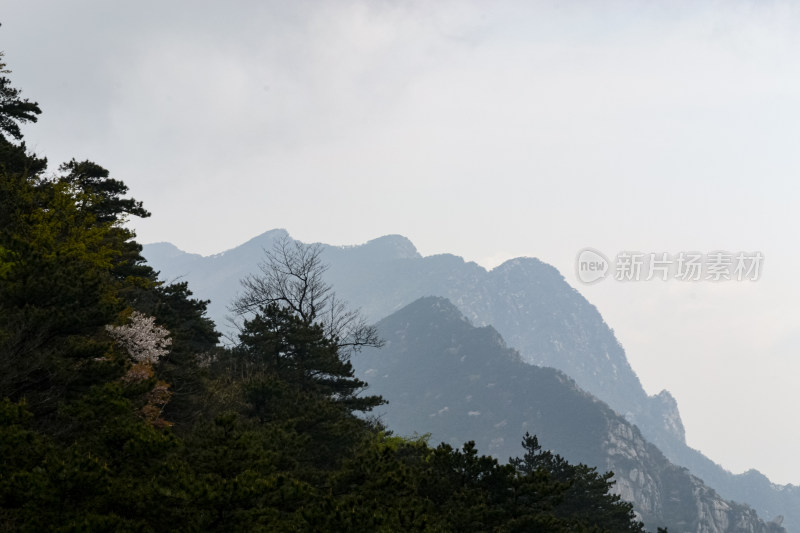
[57,159,150,223]
[511,433,646,532]
[236,303,383,416]
[0,52,40,144]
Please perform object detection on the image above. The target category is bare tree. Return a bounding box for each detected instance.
[230,236,383,358]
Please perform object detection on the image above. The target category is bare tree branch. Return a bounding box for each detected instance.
[230,236,383,358]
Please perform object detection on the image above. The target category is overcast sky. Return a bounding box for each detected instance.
[4,0,800,485]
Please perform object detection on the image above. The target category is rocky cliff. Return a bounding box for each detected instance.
[353,296,783,533]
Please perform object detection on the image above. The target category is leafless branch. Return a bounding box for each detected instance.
[230,236,383,358]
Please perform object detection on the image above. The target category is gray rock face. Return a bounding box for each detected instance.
[652,390,686,444]
[355,297,782,533]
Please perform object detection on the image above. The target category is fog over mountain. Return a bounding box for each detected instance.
[143,229,800,531]
[6,2,800,528]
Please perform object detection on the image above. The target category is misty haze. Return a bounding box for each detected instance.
[1,2,797,532]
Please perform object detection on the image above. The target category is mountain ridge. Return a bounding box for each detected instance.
[142,230,799,530]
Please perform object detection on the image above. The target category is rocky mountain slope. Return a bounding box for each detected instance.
[353,296,783,533]
[142,230,798,530]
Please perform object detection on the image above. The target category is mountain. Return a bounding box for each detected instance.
[142,230,799,530]
[353,296,782,533]
[145,231,650,416]
[320,235,800,530]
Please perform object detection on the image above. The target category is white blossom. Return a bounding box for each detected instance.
[106,311,172,364]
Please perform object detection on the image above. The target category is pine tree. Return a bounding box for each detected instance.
[236,303,383,416]
[511,433,647,532]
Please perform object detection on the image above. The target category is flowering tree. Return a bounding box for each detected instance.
[106,311,172,364]
[107,311,174,424]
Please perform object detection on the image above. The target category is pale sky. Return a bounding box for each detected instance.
[4,1,800,485]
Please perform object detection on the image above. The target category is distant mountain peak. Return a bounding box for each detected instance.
[384,296,473,329]
[402,295,472,322]
[379,296,517,363]
[140,242,203,276]
[653,389,686,443]
[356,234,421,260]
[144,241,185,257]
[229,228,290,253]
[492,256,564,281]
